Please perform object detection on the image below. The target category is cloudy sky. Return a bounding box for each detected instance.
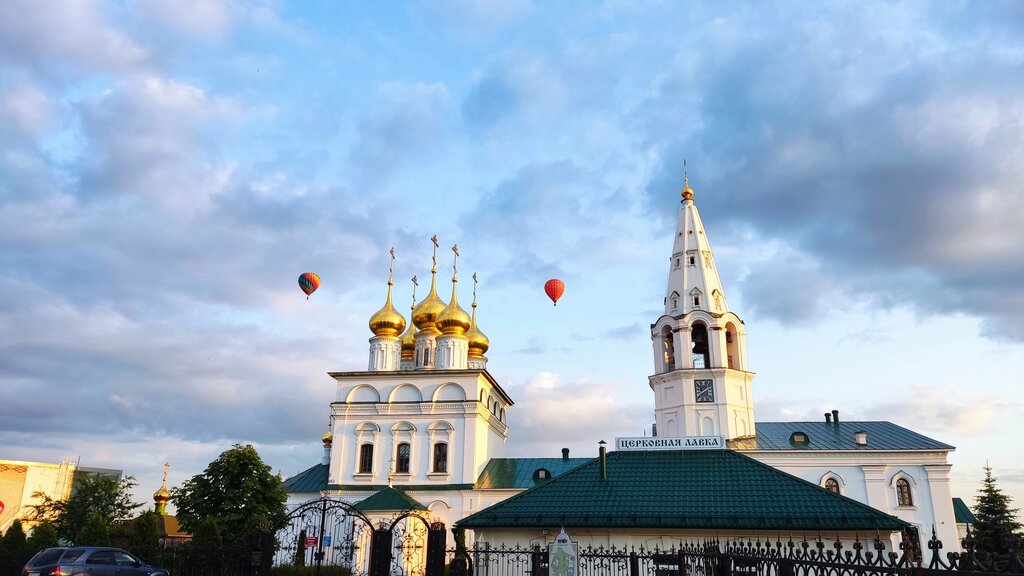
[2,0,1023,513]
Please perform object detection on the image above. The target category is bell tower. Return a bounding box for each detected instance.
[649,175,756,440]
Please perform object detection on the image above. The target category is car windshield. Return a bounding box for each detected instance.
[28,549,65,566]
[61,549,87,563]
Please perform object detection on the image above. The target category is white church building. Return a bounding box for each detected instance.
[284,179,962,557]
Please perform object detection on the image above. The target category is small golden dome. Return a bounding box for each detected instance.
[153,485,171,503]
[436,278,471,335]
[681,176,694,201]
[466,303,489,357]
[322,430,333,446]
[412,271,447,331]
[369,279,406,337]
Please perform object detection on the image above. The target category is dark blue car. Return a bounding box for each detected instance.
[22,547,169,576]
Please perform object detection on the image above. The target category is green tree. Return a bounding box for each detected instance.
[0,520,30,576]
[127,511,164,564]
[973,465,1023,556]
[78,513,112,546]
[189,517,223,549]
[172,444,287,546]
[30,475,140,545]
[26,522,59,555]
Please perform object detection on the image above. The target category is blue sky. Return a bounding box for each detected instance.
[2,0,1023,513]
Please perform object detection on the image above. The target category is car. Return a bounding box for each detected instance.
[22,547,169,576]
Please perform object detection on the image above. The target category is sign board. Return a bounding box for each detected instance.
[548,528,578,576]
[615,436,725,451]
[323,535,332,547]
[305,536,318,547]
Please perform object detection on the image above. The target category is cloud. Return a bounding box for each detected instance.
[859,384,1000,438]
[410,0,533,41]
[635,1,1024,341]
[504,372,651,458]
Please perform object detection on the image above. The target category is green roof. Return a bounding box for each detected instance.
[283,463,328,493]
[458,450,908,531]
[475,458,592,489]
[353,487,426,512]
[952,498,977,523]
[731,422,954,451]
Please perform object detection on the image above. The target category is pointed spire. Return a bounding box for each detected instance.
[681,159,694,201]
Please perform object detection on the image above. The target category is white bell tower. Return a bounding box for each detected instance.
[649,176,756,440]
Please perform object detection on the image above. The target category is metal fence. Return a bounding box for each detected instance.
[445,531,1024,576]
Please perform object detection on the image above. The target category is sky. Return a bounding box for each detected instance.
[1,0,1023,516]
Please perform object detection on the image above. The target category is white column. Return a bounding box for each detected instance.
[924,464,960,554]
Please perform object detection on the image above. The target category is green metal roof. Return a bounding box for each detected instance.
[952,498,977,524]
[475,458,592,489]
[353,487,427,512]
[458,450,909,531]
[731,422,954,451]
[283,463,328,493]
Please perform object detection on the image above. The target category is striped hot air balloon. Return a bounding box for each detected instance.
[298,272,321,299]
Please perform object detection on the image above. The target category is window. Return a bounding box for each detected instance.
[358,443,374,474]
[693,296,700,306]
[87,551,116,565]
[395,443,410,474]
[896,478,913,506]
[433,442,448,473]
[789,431,809,445]
[824,478,840,494]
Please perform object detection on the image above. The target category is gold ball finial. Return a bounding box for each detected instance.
[681,159,694,201]
[322,429,333,446]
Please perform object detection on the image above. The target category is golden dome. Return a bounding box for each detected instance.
[322,430,333,446]
[681,176,694,201]
[412,269,447,331]
[369,278,406,337]
[436,277,471,335]
[153,484,170,503]
[466,303,489,357]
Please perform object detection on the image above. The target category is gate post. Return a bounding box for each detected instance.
[629,550,640,576]
[370,528,394,576]
[425,522,447,576]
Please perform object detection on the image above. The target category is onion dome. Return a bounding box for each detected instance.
[322,429,333,446]
[466,302,489,357]
[412,266,447,331]
[681,176,694,201]
[436,276,471,335]
[369,277,406,337]
[153,462,171,515]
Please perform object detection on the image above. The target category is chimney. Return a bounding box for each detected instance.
[854,431,867,446]
[561,448,570,461]
[824,412,832,424]
[831,409,839,424]
[598,440,607,480]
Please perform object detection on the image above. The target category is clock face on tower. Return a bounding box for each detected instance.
[695,379,715,403]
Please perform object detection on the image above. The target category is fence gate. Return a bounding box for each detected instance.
[273,497,376,576]
[377,512,447,576]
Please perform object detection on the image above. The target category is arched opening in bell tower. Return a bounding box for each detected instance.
[691,322,710,369]
[661,326,676,371]
[725,322,739,370]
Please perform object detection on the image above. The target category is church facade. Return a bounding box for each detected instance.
[285,180,962,558]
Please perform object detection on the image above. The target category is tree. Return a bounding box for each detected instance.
[0,520,30,576]
[973,465,1023,556]
[29,475,140,545]
[26,522,59,554]
[126,511,164,564]
[172,444,287,546]
[78,513,111,546]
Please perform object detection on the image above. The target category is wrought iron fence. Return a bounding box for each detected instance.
[444,531,1024,576]
[157,545,258,576]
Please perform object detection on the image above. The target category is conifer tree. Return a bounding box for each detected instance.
[0,520,29,576]
[973,465,1022,556]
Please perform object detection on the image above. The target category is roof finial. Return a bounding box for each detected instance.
[388,247,395,286]
[162,462,169,484]
[472,272,478,309]
[430,235,439,274]
[410,275,418,310]
[682,159,694,201]
[452,244,459,282]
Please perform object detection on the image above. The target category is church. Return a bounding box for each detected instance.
[284,179,962,559]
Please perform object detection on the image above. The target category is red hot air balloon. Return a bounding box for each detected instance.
[298,272,321,299]
[544,278,565,306]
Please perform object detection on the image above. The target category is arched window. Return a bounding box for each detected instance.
[896,478,913,506]
[395,443,410,474]
[358,444,373,474]
[432,443,448,473]
[691,323,710,369]
[825,478,840,494]
[662,326,676,372]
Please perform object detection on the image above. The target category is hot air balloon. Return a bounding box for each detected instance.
[298,272,321,299]
[544,278,565,306]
